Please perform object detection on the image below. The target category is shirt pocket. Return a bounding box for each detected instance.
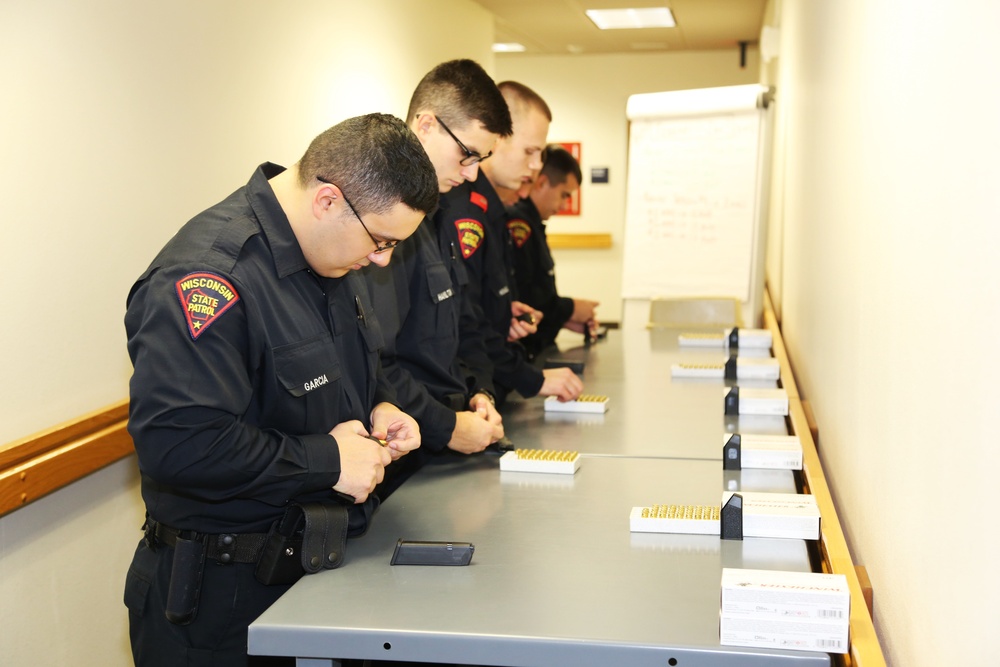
[273,333,343,398]
[425,261,456,305]
[422,262,460,346]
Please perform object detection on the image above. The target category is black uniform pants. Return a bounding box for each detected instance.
[124,540,293,667]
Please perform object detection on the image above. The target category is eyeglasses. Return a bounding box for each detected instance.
[435,116,492,166]
[316,177,399,254]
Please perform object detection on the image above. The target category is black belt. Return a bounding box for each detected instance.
[152,522,268,564]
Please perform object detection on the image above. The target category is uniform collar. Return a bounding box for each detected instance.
[246,162,310,279]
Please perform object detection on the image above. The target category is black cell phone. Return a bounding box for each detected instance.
[516,312,536,324]
[390,539,474,566]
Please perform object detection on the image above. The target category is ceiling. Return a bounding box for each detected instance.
[467,0,767,56]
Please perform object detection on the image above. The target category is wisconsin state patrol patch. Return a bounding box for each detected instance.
[507,219,532,249]
[174,272,240,340]
[455,219,485,258]
[470,191,488,212]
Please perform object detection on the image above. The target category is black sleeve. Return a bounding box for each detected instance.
[125,268,341,507]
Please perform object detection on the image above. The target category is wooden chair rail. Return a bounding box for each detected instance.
[763,289,799,399]
[546,233,613,249]
[763,290,885,667]
[0,399,134,517]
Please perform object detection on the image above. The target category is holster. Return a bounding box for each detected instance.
[164,534,206,625]
[254,501,349,586]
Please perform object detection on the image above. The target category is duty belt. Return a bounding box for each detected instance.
[151,521,268,564]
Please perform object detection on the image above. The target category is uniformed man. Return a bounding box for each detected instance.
[507,146,599,358]
[440,82,583,405]
[365,60,511,491]
[123,114,438,667]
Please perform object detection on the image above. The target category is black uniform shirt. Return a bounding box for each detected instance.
[365,214,460,452]
[506,196,575,357]
[125,163,393,534]
[439,178,544,401]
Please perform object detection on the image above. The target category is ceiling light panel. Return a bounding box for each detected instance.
[585,7,676,30]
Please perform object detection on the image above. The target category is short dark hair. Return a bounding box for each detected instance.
[298,113,438,216]
[497,81,553,123]
[540,145,582,187]
[406,60,512,137]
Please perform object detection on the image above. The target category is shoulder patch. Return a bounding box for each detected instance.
[470,191,489,212]
[507,219,532,249]
[454,219,485,258]
[174,272,240,340]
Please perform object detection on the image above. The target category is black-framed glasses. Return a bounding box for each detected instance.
[316,177,399,254]
[435,116,492,166]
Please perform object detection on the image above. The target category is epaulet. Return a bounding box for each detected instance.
[470,191,488,212]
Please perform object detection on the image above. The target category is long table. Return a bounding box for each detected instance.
[248,328,828,666]
[502,327,788,460]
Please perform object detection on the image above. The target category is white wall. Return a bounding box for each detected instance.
[0,1,494,664]
[496,49,760,323]
[769,1,1000,665]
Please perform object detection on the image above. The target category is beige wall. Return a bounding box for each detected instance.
[767,0,1000,665]
[496,49,761,323]
[9,0,995,664]
[0,1,493,664]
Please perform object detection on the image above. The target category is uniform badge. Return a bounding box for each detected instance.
[174,272,240,340]
[507,219,532,249]
[470,191,488,212]
[455,219,485,258]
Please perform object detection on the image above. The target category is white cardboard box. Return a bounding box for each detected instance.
[724,491,821,540]
[724,387,789,416]
[720,568,850,653]
[724,433,803,470]
[678,328,772,349]
[630,492,820,540]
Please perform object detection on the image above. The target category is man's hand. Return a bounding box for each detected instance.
[448,393,504,455]
[469,392,504,441]
[569,298,599,325]
[539,367,584,402]
[329,420,392,503]
[369,402,421,460]
[448,412,497,454]
[508,301,542,341]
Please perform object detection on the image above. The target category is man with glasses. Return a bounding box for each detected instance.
[123,114,437,666]
[365,61,511,491]
[441,82,584,406]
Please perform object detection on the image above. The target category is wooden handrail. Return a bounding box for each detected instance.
[763,289,885,666]
[0,399,134,517]
[788,399,884,667]
[762,289,799,399]
[547,233,613,249]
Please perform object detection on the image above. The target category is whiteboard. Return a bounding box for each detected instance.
[621,85,770,308]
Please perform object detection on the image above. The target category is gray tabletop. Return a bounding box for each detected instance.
[249,455,827,666]
[504,328,788,459]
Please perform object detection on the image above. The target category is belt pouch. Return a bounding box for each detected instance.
[299,501,349,573]
[164,535,206,625]
[255,501,350,585]
[255,506,307,586]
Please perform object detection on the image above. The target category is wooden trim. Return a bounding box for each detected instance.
[762,289,799,399]
[788,398,886,667]
[0,400,134,517]
[856,565,874,618]
[547,233,613,249]
[802,399,820,449]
